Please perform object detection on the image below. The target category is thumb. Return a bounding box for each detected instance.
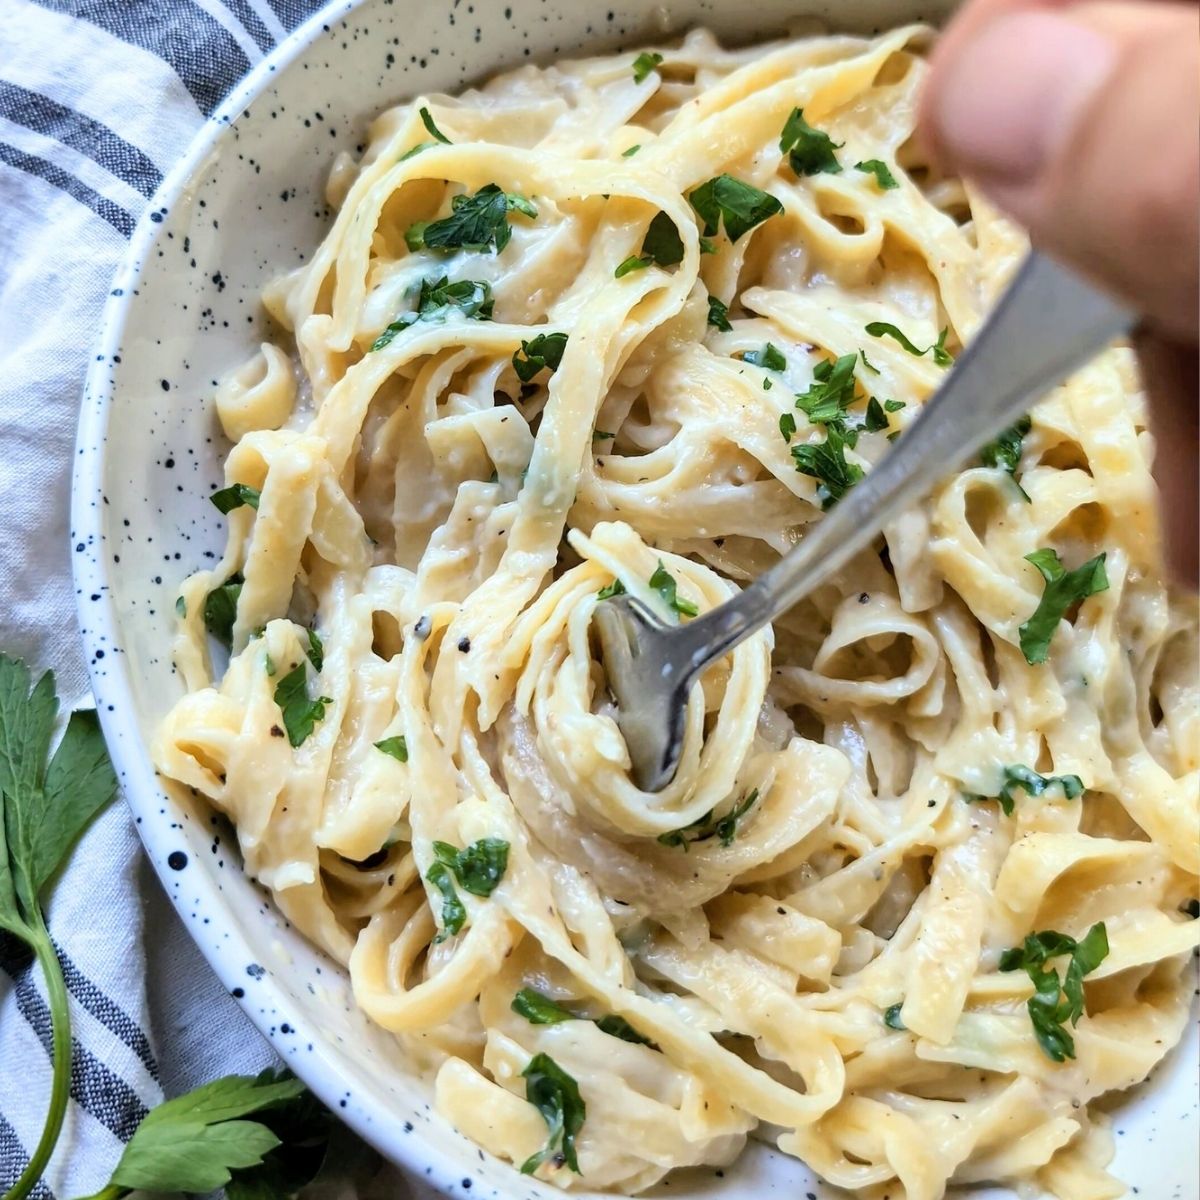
[920,2,1199,342]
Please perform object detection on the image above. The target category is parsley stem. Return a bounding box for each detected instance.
[4,916,72,1200]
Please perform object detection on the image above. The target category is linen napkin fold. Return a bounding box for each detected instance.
[0,1,426,1193]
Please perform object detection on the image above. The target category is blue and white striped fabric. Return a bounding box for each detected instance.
[0,3,423,1194]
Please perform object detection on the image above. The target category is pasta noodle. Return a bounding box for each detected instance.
[154,24,1200,1198]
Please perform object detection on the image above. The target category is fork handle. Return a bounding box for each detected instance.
[669,250,1133,675]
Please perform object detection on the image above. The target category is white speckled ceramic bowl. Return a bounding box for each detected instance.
[73,1,1198,1196]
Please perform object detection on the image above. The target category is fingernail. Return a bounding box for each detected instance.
[931,11,1118,183]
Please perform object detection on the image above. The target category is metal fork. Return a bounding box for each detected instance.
[593,251,1132,791]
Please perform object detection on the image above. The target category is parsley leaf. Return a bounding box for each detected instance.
[512,989,654,1046]
[419,106,451,143]
[512,988,575,1025]
[1019,550,1109,665]
[779,412,797,442]
[855,159,899,189]
[371,276,493,350]
[865,321,955,366]
[791,422,864,508]
[622,143,641,157]
[744,343,786,372]
[513,332,569,382]
[374,735,408,762]
[272,664,332,748]
[615,212,684,277]
[965,764,1085,817]
[210,483,261,514]
[980,414,1032,500]
[432,837,510,897]
[596,578,626,600]
[794,353,858,425]
[649,560,698,617]
[658,789,759,850]
[883,1003,906,1030]
[706,295,732,332]
[999,923,1109,1061]
[689,174,783,244]
[862,397,890,433]
[305,629,323,672]
[408,184,535,255]
[779,107,842,177]
[426,862,465,942]
[641,211,684,266]
[631,51,663,83]
[203,574,243,650]
[520,1054,586,1176]
[106,1070,306,1192]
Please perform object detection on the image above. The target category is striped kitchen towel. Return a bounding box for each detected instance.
[0,2,424,1195]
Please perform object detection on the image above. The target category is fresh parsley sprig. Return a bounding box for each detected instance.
[513,332,568,382]
[273,662,332,748]
[1019,549,1109,665]
[999,923,1109,1061]
[706,295,732,332]
[0,657,118,1200]
[204,574,243,649]
[965,764,1084,817]
[856,159,899,189]
[615,211,684,277]
[425,838,510,943]
[649,560,698,617]
[210,483,261,514]
[631,51,663,83]
[791,422,864,509]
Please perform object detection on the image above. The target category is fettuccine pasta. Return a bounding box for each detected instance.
[155,25,1200,1198]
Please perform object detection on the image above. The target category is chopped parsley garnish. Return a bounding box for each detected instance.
[744,343,786,371]
[884,398,905,412]
[272,663,332,748]
[791,422,863,509]
[622,143,641,157]
[175,595,187,618]
[511,989,654,1046]
[596,578,626,600]
[305,628,324,672]
[512,988,575,1025]
[779,107,842,176]
[513,332,569,382]
[699,236,717,254]
[965,764,1085,817]
[865,321,954,366]
[203,574,243,649]
[779,412,797,442]
[419,105,451,143]
[883,1003,906,1030]
[406,184,536,254]
[860,349,881,374]
[631,51,663,83]
[374,735,408,762]
[210,483,260,514]
[706,294,732,332]
[432,838,509,896]
[657,789,759,850]
[794,353,858,426]
[855,159,899,189]
[689,174,783,244]
[371,276,493,350]
[426,860,465,943]
[999,923,1109,1061]
[980,414,1032,500]
[862,396,890,433]
[1019,550,1109,665]
[615,211,684,276]
[649,560,698,617]
[520,1054,585,1176]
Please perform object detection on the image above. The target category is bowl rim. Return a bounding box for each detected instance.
[69,1,482,1194]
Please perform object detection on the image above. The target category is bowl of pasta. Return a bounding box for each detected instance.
[73,0,1200,1196]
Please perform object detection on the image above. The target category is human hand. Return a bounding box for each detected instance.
[919,0,1199,582]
